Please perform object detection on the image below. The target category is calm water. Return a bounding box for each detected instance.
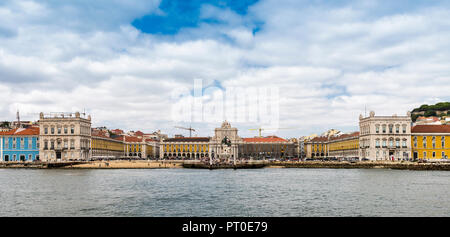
[0,168,449,216]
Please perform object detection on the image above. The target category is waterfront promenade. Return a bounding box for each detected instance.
[1,160,450,170]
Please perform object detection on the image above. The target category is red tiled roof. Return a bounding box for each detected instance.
[412,125,450,133]
[164,137,211,142]
[112,135,143,143]
[110,129,124,134]
[310,136,329,142]
[92,133,109,139]
[0,127,39,136]
[243,136,288,143]
[91,130,109,137]
[417,116,440,122]
[329,132,360,141]
[124,136,143,142]
[134,131,144,136]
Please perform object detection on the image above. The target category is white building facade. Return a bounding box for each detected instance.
[359,111,412,161]
[39,112,91,161]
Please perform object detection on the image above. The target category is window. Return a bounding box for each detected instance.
[51,141,55,149]
[396,126,399,133]
[423,137,427,148]
[424,152,427,159]
[432,152,436,158]
[442,136,445,148]
[414,136,417,147]
[28,154,32,161]
[382,125,386,133]
[382,140,387,147]
[71,126,75,134]
[389,140,394,147]
[396,140,400,148]
[70,140,75,149]
[376,140,380,148]
[402,140,407,148]
[12,138,16,149]
[58,127,61,134]
[5,138,9,148]
[64,141,68,149]
[443,152,446,159]
[376,126,379,133]
[389,124,393,133]
[44,140,48,150]
[51,127,55,134]
[403,125,407,133]
[64,127,68,134]
[432,137,436,149]
[44,127,48,134]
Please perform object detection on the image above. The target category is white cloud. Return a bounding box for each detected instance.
[0,0,449,138]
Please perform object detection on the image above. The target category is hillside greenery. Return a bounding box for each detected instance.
[411,102,449,122]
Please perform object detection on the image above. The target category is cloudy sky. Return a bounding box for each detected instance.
[0,0,449,138]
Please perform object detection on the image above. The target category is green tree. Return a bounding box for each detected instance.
[424,110,437,117]
[0,121,10,128]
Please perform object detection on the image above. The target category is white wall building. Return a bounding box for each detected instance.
[39,112,91,161]
[359,111,412,161]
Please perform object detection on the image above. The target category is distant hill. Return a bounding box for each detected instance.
[411,102,450,122]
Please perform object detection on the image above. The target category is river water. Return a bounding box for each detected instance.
[0,168,449,216]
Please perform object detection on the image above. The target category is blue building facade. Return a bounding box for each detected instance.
[0,127,40,162]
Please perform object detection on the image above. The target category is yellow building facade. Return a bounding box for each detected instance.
[328,132,360,158]
[160,137,211,159]
[91,136,125,158]
[163,144,209,154]
[124,137,159,159]
[305,136,328,158]
[411,125,450,160]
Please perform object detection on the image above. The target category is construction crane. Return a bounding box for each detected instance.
[174,126,196,137]
[249,127,295,137]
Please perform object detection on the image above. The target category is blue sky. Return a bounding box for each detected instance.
[0,0,449,137]
[132,0,259,35]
